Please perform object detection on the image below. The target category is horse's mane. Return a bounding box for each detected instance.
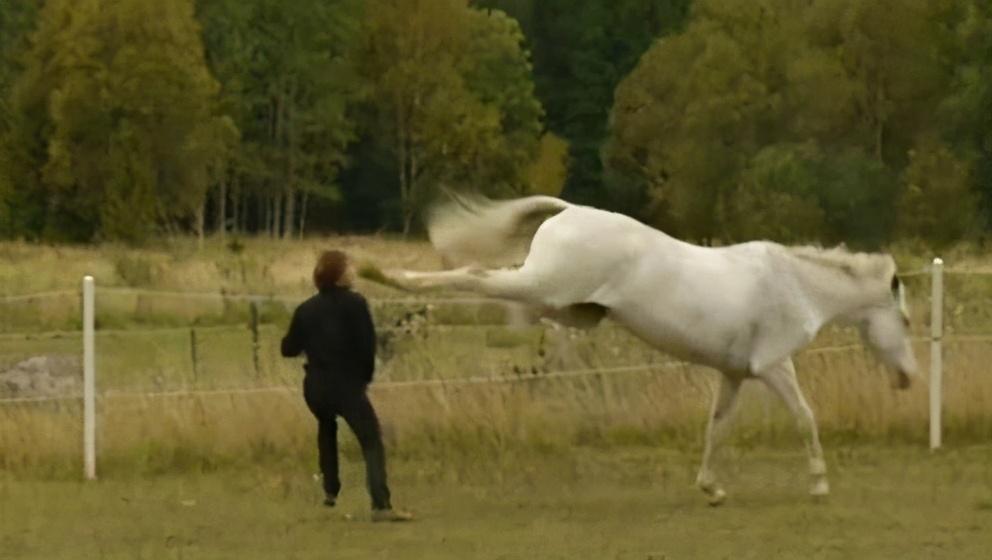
[785,245,895,281]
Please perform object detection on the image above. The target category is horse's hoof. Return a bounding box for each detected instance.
[706,488,727,507]
[809,478,830,498]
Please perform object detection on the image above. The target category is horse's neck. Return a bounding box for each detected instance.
[787,255,878,326]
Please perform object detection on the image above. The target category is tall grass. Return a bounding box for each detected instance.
[5,341,992,478]
[3,237,992,478]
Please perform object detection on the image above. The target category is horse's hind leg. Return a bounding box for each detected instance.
[397,266,543,303]
[758,358,829,498]
[696,373,742,506]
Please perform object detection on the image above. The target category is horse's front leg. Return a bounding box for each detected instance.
[758,358,829,498]
[696,373,742,506]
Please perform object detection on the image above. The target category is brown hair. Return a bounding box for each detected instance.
[313,250,350,291]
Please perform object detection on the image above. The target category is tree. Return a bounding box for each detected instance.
[719,143,826,243]
[0,0,40,238]
[6,0,232,242]
[461,8,544,193]
[358,0,543,233]
[607,0,789,240]
[802,0,960,166]
[197,0,363,239]
[898,140,981,245]
[607,0,966,247]
[936,0,992,229]
[478,0,692,212]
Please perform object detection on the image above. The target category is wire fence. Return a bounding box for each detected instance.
[0,270,951,404]
[5,261,992,474]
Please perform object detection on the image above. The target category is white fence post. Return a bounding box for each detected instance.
[929,258,943,451]
[83,275,97,479]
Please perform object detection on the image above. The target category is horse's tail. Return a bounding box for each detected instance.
[427,193,572,268]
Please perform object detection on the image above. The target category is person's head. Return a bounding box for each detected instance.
[313,250,353,291]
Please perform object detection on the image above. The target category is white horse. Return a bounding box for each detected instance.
[363,195,918,505]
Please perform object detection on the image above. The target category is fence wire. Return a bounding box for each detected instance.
[1,270,990,408]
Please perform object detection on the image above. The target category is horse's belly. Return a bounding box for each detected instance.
[608,309,751,373]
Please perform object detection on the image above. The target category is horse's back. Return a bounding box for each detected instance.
[519,205,669,304]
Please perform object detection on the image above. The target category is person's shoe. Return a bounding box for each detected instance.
[323,494,336,507]
[371,508,414,522]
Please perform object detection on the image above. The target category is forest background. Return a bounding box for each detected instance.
[0,0,989,250]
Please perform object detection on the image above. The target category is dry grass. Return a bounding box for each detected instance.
[3,237,992,476]
[0,236,440,298]
[4,339,992,477]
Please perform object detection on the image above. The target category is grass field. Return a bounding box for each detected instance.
[3,445,992,559]
[3,237,992,558]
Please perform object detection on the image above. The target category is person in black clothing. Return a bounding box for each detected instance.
[281,250,412,522]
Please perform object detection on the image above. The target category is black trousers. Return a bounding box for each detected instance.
[302,374,391,510]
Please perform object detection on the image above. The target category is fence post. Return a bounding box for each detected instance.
[929,258,943,451]
[82,275,97,480]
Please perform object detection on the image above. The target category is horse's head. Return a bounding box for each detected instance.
[858,272,918,390]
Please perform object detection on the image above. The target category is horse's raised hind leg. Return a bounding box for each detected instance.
[395,266,543,303]
[696,374,742,506]
[758,358,829,498]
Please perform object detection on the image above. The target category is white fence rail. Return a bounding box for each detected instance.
[0,257,976,479]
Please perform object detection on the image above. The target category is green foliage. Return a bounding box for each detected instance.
[814,149,901,250]
[0,0,990,246]
[937,0,992,228]
[5,0,231,242]
[719,144,826,244]
[357,0,544,233]
[607,0,980,247]
[0,0,40,238]
[898,140,982,246]
[197,0,362,239]
[481,0,692,210]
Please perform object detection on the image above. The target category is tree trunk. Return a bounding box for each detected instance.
[397,102,411,237]
[409,148,419,234]
[273,193,283,238]
[283,191,296,239]
[216,176,227,241]
[873,81,886,163]
[283,82,297,240]
[299,191,309,239]
[264,195,272,237]
[231,175,241,235]
[195,201,205,250]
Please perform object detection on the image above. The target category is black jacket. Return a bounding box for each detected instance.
[280,287,377,386]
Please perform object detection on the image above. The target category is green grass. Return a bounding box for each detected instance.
[3,445,992,559]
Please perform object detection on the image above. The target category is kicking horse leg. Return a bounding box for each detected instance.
[758,358,829,497]
[696,373,742,506]
[394,266,544,303]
